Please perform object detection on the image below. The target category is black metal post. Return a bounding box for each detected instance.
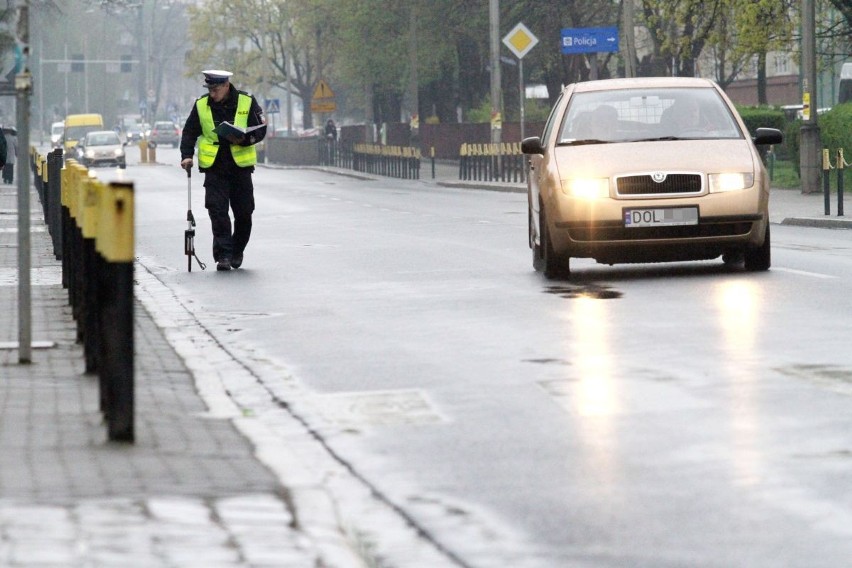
[823,149,830,215]
[839,148,845,217]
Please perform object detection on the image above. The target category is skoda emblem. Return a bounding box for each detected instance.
[652,172,667,183]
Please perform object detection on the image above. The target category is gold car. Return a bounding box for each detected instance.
[522,77,783,278]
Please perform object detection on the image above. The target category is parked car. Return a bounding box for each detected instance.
[521,76,783,278]
[148,120,181,147]
[76,130,126,169]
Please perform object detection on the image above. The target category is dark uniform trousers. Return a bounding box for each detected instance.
[204,169,255,261]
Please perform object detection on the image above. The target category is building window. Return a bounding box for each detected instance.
[773,54,790,75]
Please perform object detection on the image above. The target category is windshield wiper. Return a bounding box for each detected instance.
[631,136,685,142]
[557,139,613,146]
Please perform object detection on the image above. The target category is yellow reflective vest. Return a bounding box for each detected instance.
[196,93,257,168]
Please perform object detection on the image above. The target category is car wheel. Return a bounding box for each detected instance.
[540,208,570,279]
[744,223,771,271]
[530,207,544,272]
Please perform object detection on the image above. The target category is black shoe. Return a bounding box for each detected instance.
[216,258,232,271]
[231,254,243,269]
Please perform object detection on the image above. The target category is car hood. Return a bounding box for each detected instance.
[553,139,757,180]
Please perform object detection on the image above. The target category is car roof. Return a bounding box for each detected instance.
[570,76,718,94]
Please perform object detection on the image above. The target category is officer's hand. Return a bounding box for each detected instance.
[181,158,193,171]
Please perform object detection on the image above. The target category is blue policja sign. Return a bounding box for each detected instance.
[561,27,619,54]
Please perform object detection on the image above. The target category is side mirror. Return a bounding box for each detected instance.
[753,127,783,146]
[521,136,544,155]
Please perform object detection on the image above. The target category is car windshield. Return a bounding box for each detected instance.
[66,125,102,142]
[557,87,743,145]
[52,125,64,135]
[86,132,120,146]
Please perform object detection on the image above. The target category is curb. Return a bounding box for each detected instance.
[781,217,852,229]
[436,181,525,194]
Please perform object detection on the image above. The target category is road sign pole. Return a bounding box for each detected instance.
[489,0,501,146]
[16,1,32,364]
[502,22,539,143]
[519,58,525,141]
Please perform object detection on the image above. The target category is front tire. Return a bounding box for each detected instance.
[530,207,544,272]
[744,223,771,271]
[540,209,570,279]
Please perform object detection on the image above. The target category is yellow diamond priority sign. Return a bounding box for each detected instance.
[503,22,538,60]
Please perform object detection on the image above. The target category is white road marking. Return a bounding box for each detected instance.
[773,267,837,279]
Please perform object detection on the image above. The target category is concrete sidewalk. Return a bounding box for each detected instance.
[0,185,356,566]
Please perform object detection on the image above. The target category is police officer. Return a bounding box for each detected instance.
[180,70,266,271]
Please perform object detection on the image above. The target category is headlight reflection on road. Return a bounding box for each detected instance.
[568,295,620,491]
[716,279,761,355]
[714,279,763,486]
[572,296,618,417]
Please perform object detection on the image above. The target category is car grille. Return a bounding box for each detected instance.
[616,173,703,196]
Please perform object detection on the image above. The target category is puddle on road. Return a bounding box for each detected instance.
[522,358,572,366]
[775,364,852,396]
[544,283,622,300]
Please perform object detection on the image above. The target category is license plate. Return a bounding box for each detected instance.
[624,207,698,228]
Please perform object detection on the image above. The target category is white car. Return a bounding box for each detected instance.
[77,130,127,169]
[50,121,64,149]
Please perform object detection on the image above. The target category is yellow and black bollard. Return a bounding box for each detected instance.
[96,181,136,442]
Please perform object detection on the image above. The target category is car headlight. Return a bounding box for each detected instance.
[114,148,124,157]
[709,172,754,193]
[562,178,610,199]
[85,150,95,158]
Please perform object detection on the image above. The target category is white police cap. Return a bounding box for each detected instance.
[202,69,233,87]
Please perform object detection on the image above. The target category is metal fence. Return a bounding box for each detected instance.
[320,139,421,180]
[458,142,526,184]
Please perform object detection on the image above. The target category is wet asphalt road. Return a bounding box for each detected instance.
[123,149,852,567]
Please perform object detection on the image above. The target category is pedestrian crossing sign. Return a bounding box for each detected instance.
[264,98,280,114]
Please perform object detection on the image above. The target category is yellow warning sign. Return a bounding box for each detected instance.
[311,100,336,113]
[313,79,335,100]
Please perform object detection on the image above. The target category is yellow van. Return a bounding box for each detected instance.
[63,113,105,153]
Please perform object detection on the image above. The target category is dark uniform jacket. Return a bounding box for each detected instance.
[180,85,266,175]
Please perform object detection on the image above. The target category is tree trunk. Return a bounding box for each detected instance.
[757,52,767,105]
